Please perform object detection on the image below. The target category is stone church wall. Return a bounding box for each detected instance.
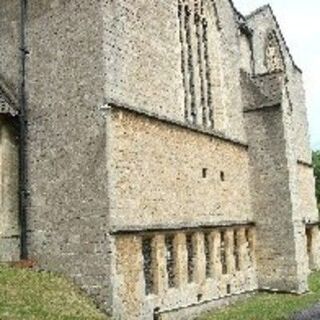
[0,118,20,262]
[0,0,318,318]
[109,108,253,230]
[102,0,247,142]
[25,0,113,311]
[0,0,21,99]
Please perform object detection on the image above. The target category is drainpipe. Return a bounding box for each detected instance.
[19,0,28,260]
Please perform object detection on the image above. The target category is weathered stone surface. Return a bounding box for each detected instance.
[0,118,20,262]
[109,109,252,230]
[0,0,317,319]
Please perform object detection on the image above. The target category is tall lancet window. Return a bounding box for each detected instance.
[265,30,284,72]
[178,0,213,128]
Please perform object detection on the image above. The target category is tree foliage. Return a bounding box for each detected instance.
[313,150,320,210]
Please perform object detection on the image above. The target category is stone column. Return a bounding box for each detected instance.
[247,228,257,268]
[152,234,168,295]
[114,235,145,320]
[211,230,222,278]
[225,229,235,274]
[193,232,206,284]
[174,232,188,287]
[238,228,248,271]
[309,226,320,270]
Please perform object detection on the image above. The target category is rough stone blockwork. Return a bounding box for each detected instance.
[0,118,20,262]
[0,0,318,319]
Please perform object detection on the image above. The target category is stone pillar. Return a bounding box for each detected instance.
[193,232,206,284]
[309,226,320,270]
[206,232,213,278]
[247,228,257,268]
[225,229,235,274]
[152,234,168,295]
[174,232,188,287]
[114,236,145,320]
[211,230,222,278]
[0,120,20,262]
[244,96,309,292]
[238,228,247,271]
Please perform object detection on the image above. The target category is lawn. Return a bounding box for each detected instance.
[0,265,108,320]
[200,272,320,320]
[2,265,320,320]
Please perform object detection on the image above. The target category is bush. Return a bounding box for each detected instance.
[313,150,320,211]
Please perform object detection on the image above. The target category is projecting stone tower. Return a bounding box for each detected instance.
[242,7,320,293]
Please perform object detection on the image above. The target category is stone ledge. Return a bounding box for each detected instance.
[243,103,281,113]
[110,221,255,235]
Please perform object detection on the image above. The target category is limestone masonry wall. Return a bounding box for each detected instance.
[0,118,19,262]
[298,164,319,222]
[103,0,247,142]
[103,0,184,123]
[0,0,21,98]
[25,0,112,311]
[109,109,252,230]
[244,106,305,292]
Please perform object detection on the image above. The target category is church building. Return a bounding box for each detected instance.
[0,1,318,319]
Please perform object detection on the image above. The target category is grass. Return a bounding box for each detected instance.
[199,271,320,320]
[0,265,108,320]
[2,265,320,320]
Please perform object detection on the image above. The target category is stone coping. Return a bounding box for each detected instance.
[110,221,255,235]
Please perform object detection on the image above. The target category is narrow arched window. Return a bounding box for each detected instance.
[265,30,284,72]
[178,0,213,128]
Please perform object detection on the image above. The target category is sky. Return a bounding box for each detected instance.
[233,0,320,150]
